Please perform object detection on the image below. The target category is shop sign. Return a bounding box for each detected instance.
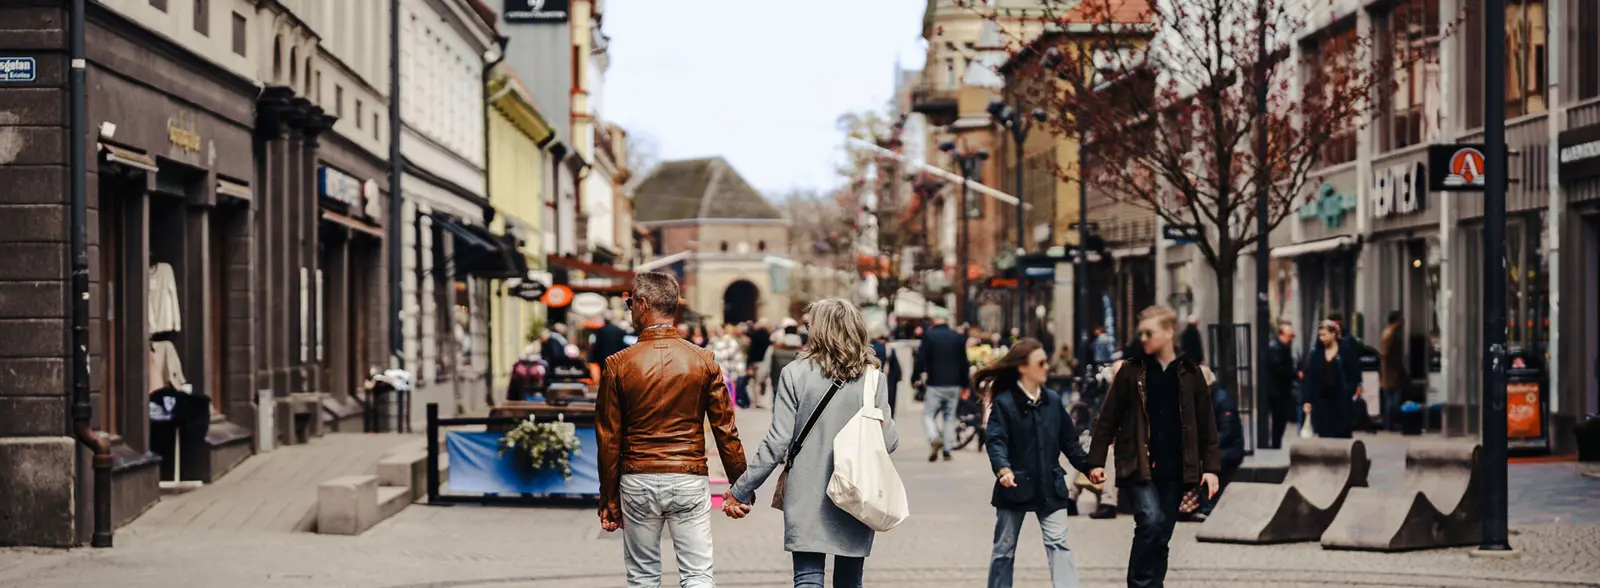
[1162,224,1203,243]
[509,279,546,302]
[1558,123,1600,183]
[504,0,569,23]
[541,284,574,308]
[570,292,607,316]
[1427,144,1488,191]
[0,57,36,82]
[1371,162,1426,218]
[318,166,362,209]
[1298,184,1356,229]
[167,111,202,153]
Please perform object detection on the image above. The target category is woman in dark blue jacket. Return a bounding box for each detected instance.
[1301,320,1363,439]
[976,338,1093,588]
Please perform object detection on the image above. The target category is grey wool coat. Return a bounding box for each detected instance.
[730,358,900,557]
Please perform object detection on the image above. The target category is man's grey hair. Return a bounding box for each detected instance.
[633,272,679,315]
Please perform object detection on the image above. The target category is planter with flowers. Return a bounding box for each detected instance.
[498,417,582,479]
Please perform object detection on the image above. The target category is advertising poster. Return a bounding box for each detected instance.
[1506,381,1542,440]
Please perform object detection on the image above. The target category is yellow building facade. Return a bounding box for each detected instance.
[487,69,555,390]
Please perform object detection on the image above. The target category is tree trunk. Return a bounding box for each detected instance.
[1211,259,1240,410]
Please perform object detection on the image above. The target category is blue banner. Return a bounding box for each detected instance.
[444,428,601,496]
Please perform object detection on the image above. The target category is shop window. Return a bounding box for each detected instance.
[194,0,208,36]
[98,182,125,435]
[232,12,246,56]
[1377,0,1441,152]
[1580,0,1599,100]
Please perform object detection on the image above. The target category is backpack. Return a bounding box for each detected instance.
[826,368,909,532]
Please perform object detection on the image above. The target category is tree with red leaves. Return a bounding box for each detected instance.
[988,0,1459,399]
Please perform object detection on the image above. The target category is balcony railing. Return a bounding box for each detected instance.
[910,83,959,122]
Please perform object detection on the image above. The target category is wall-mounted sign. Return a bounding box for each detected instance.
[570,292,607,316]
[1162,224,1203,243]
[1299,184,1356,229]
[1372,162,1426,218]
[1023,266,1054,279]
[167,111,202,153]
[0,57,36,82]
[504,0,569,23]
[510,280,547,302]
[1428,144,1488,191]
[541,284,574,308]
[318,166,362,209]
[1558,123,1600,184]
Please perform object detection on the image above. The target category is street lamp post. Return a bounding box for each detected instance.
[988,98,1048,340]
[1480,0,1511,554]
[940,141,987,327]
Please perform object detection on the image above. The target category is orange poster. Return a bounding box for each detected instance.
[1506,382,1542,439]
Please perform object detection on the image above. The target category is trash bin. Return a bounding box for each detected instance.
[1400,401,1424,436]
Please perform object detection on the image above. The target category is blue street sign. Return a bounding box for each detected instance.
[1023,265,1054,279]
[0,58,37,82]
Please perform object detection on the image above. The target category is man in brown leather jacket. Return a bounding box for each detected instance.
[597,271,745,588]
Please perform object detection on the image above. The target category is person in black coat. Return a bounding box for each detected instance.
[1264,321,1299,449]
[912,318,972,461]
[588,312,630,370]
[1193,379,1246,520]
[870,335,902,418]
[1179,316,1205,365]
[1302,320,1363,439]
[977,339,1093,588]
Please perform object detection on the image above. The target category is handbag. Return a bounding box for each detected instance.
[772,378,845,510]
[826,368,910,531]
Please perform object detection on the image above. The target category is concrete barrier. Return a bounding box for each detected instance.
[317,475,379,535]
[1197,439,1369,544]
[1320,441,1481,551]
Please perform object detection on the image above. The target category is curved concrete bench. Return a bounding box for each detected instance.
[1320,441,1481,551]
[1197,439,1369,544]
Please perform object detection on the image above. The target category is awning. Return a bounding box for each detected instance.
[638,251,691,272]
[425,213,526,279]
[99,143,158,172]
[1271,236,1358,259]
[320,209,383,238]
[216,177,253,200]
[546,254,634,280]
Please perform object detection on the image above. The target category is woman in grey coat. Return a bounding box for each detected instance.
[723,298,899,588]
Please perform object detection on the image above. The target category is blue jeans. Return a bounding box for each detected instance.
[922,385,960,452]
[620,474,714,588]
[989,507,1078,588]
[1127,480,1184,588]
[792,552,863,588]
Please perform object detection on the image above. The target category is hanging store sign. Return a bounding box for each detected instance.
[1162,224,1203,243]
[1558,123,1600,184]
[1298,184,1356,229]
[0,57,36,82]
[509,279,547,302]
[1428,144,1488,191]
[1371,162,1426,218]
[504,0,569,23]
[318,166,362,209]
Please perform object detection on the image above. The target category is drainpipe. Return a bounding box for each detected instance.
[482,35,509,407]
[68,0,113,548]
[388,0,404,373]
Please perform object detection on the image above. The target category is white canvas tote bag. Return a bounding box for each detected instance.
[826,368,910,532]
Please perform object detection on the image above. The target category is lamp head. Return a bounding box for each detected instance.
[986,98,1007,117]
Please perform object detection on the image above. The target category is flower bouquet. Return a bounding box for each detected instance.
[498,417,582,479]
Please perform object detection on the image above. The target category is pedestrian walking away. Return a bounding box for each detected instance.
[724,298,899,588]
[914,317,970,462]
[1264,321,1298,449]
[1379,311,1408,431]
[1087,305,1221,588]
[977,338,1094,588]
[597,272,747,588]
[870,329,902,418]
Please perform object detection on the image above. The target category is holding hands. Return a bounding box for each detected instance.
[722,491,752,519]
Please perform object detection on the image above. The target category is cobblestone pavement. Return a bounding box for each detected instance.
[2,401,1598,588]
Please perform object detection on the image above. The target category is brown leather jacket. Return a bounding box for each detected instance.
[1087,357,1220,486]
[596,327,746,520]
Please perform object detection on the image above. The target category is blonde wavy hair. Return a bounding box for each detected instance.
[797,298,880,381]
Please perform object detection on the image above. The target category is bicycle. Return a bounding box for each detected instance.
[952,389,985,450]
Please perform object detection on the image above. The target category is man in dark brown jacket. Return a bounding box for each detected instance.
[597,272,746,587]
[1087,305,1220,588]
[1379,311,1408,431]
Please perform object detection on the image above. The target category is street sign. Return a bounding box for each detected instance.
[541,284,574,308]
[1162,224,1203,242]
[1023,266,1054,279]
[0,57,36,82]
[1428,144,1488,191]
[1558,122,1600,183]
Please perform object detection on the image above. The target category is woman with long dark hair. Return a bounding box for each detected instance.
[975,338,1093,588]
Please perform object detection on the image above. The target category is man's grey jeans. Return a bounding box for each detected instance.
[620,473,715,588]
[923,385,961,451]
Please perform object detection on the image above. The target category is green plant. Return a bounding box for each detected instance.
[498,418,581,479]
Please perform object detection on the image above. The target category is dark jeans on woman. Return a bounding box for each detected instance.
[1127,479,1185,588]
[793,552,863,588]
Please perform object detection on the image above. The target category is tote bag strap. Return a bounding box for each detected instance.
[784,378,845,473]
[861,368,879,410]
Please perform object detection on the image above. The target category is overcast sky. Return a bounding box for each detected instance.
[603,0,928,198]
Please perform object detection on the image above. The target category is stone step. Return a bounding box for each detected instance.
[376,486,412,522]
[316,475,379,535]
